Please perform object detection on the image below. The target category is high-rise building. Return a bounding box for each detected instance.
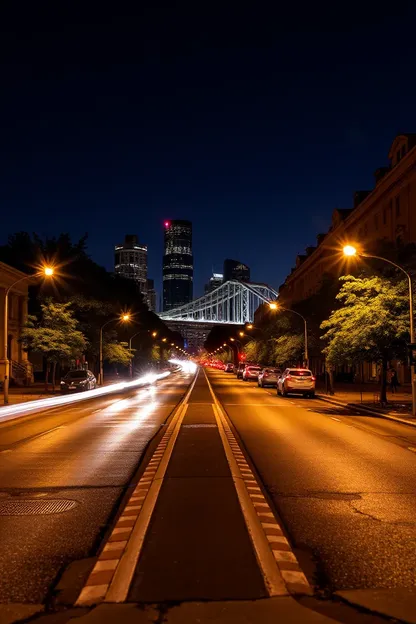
[204,272,223,293]
[163,220,193,311]
[223,259,250,283]
[115,234,148,293]
[146,278,157,312]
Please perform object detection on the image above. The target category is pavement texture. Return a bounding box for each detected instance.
[208,370,416,595]
[128,372,267,601]
[0,372,191,604]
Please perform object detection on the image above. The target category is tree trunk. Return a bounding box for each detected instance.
[45,362,50,392]
[379,356,388,404]
[52,361,57,393]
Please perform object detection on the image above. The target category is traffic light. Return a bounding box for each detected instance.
[407,343,416,366]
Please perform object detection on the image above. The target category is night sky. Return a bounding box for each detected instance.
[2,3,416,305]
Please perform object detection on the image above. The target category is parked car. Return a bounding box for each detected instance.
[61,369,97,393]
[258,367,281,387]
[277,368,315,397]
[242,365,262,381]
[224,363,235,373]
[236,363,246,379]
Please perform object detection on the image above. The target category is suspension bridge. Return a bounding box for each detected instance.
[159,280,278,324]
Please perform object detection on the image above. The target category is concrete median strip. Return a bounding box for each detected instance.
[75,375,197,607]
[205,372,312,598]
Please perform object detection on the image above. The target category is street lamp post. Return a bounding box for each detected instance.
[3,266,54,404]
[269,302,309,368]
[344,245,416,417]
[99,314,130,386]
[128,330,145,378]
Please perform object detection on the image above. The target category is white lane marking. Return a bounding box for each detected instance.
[330,417,341,422]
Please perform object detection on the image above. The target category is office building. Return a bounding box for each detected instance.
[223,259,250,283]
[204,272,223,294]
[163,220,193,311]
[114,234,147,293]
[146,278,157,312]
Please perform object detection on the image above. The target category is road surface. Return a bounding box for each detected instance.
[0,371,191,603]
[208,369,416,593]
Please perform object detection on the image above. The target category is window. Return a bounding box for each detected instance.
[395,195,401,217]
[374,214,379,230]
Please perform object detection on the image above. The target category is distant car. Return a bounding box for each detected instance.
[236,363,246,379]
[224,363,235,373]
[258,367,281,388]
[61,369,97,393]
[277,368,315,398]
[242,365,262,381]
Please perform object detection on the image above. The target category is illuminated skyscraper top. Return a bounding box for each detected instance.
[163,220,193,311]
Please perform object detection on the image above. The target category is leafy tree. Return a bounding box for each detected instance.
[21,300,87,391]
[271,333,304,367]
[104,341,133,368]
[321,275,410,403]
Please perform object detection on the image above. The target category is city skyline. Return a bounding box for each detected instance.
[3,5,416,301]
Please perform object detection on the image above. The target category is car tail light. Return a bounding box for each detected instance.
[264,373,269,377]
[286,374,292,380]
[311,376,316,381]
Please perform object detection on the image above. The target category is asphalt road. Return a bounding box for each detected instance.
[0,371,191,604]
[207,369,416,593]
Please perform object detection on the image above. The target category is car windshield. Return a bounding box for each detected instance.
[248,366,261,371]
[66,371,88,379]
[289,370,312,376]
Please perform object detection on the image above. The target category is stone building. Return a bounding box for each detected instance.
[0,262,33,386]
[277,134,416,383]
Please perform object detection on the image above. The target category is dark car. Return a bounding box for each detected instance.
[224,363,235,373]
[61,369,97,393]
[236,363,246,379]
[258,367,281,387]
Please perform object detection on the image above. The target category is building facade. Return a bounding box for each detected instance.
[0,262,33,386]
[163,220,193,311]
[277,134,416,383]
[223,259,250,283]
[204,272,223,294]
[115,234,148,293]
[146,278,157,312]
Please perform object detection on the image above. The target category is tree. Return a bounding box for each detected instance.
[21,300,87,391]
[104,342,134,368]
[271,333,304,367]
[321,275,410,403]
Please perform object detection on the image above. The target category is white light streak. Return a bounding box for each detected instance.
[0,371,171,424]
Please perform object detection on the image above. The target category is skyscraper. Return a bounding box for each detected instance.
[223,259,250,283]
[146,278,157,312]
[115,234,148,293]
[204,272,223,293]
[163,220,193,311]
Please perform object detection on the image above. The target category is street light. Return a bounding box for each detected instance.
[246,324,253,330]
[3,266,54,404]
[343,244,416,416]
[152,331,157,338]
[99,314,130,386]
[269,301,309,368]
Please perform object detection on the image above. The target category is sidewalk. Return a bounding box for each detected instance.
[316,382,415,425]
[70,369,338,623]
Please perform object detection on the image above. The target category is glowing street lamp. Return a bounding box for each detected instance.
[152,331,157,338]
[246,324,253,330]
[99,314,131,386]
[269,301,309,368]
[343,243,415,416]
[3,265,55,404]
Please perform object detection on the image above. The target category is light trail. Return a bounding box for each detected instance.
[0,371,171,424]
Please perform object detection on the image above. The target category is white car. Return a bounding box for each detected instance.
[277,368,315,398]
[242,365,262,381]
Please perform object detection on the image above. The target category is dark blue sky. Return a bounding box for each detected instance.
[1,3,416,304]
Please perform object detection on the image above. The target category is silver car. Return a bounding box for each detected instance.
[258,367,281,388]
[277,368,315,397]
[242,365,262,381]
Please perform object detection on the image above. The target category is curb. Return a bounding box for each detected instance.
[317,394,416,428]
[205,371,312,598]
